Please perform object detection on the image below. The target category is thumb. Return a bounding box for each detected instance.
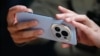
[72,21,94,38]
[61,43,71,48]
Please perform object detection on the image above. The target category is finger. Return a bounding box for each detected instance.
[7,5,33,26]
[64,15,93,27]
[17,30,43,38]
[8,20,38,33]
[56,13,67,20]
[71,15,87,22]
[14,20,38,31]
[11,29,43,44]
[27,8,33,13]
[14,36,37,44]
[56,13,75,20]
[58,6,75,13]
[63,15,86,23]
[76,29,81,43]
[61,43,71,48]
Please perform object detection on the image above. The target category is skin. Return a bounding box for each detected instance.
[7,5,100,48]
[56,6,100,48]
[7,5,43,44]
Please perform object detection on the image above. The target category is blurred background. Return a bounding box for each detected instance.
[1,0,100,56]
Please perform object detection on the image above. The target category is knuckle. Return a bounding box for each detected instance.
[10,35,19,43]
[19,31,29,38]
[21,32,31,38]
[11,35,23,44]
[8,26,18,33]
[81,15,88,19]
[94,28,99,32]
[76,15,87,21]
[15,24,21,30]
[7,27,15,33]
[15,25,19,29]
[20,33,26,38]
[84,26,89,30]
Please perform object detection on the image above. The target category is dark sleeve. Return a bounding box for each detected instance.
[1,0,34,47]
[0,0,32,55]
[7,0,33,8]
[1,0,56,56]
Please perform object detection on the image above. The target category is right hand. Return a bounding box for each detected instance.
[7,5,43,44]
[56,6,100,48]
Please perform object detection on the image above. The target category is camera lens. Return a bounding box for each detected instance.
[61,31,68,36]
[55,27,60,32]
[56,33,61,38]
[64,36,67,39]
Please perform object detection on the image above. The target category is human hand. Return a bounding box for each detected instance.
[7,5,43,44]
[56,6,100,48]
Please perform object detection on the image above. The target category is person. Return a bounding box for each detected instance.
[8,0,100,46]
[8,5,100,56]
[7,5,100,48]
[1,0,100,56]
